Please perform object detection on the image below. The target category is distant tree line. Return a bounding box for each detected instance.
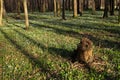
[0,0,120,29]
[4,0,120,13]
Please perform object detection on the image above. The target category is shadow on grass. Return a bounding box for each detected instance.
[85,34,120,51]
[0,29,64,79]
[41,19,120,35]
[29,14,49,20]
[1,29,119,80]
[88,67,120,80]
[30,22,120,51]
[1,24,120,80]
[6,20,120,51]
[14,29,72,59]
[30,21,83,39]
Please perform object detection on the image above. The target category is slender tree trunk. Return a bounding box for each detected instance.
[37,0,40,12]
[45,0,48,11]
[54,0,57,16]
[0,0,3,26]
[73,0,77,17]
[23,0,29,29]
[68,0,70,10]
[96,0,100,10]
[92,0,96,15]
[100,0,105,9]
[70,0,73,10]
[3,5,6,18]
[48,0,53,11]
[110,0,114,15]
[57,0,61,16]
[42,0,46,12]
[62,0,66,20]
[84,0,88,10]
[78,0,83,16]
[77,0,83,16]
[41,0,46,12]
[103,0,109,18]
[66,0,69,10]
[118,0,120,23]
[77,0,80,14]
[16,0,21,19]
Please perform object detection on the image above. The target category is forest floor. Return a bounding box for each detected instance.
[0,11,120,80]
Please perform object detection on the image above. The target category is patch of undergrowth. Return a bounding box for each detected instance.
[0,11,120,80]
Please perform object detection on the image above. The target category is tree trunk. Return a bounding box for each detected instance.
[73,0,77,17]
[48,0,53,11]
[100,0,105,9]
[37,0,41,12]
[43,0,46,12]
[92,0,96,15]
[118,0,120,23]
[103,0,109,18]
[77,0,80,14]
[68,0,70,10]
[16,0,21,19]
[54,0,57,16]
[0,0,3,26]
[41,0,46,12]
[66,0,69,10]
[96,0,101,10]
[84,0,88,10]
[45,0,48,11]
[110,0,114,15]
[78,0,83,16]
[3,5,6,18]
[62,0,66,20]
[70,0,73,10]
[23,0,29,29]
[57,0,61,16]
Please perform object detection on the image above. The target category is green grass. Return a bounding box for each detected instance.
[0,11,120,80]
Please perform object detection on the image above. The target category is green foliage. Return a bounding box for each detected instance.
[0,11,120,80]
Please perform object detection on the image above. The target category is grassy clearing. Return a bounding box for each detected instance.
[0,11,120,80]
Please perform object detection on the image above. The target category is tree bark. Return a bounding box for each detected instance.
[100,0,105,9]
[66,0,69,10]
[0,0,3,26]
[37,0,41,12]
[95,0,100,10]
[16,0,21,19]
[70,0,73,10]
[45,0,48,11]
[78,0,83,16]
[62,0,66,20]
[110,0,114,15]
[57,0,61,16]
[23,0,29,29]
[73,0,77,17]
[68,0,70,10]
[92,0,96,15]
[84,0,88,10]
[118,0,120,23]
[42,0,46,12]
[103,0,109,18]
[3,5,6,18]
[77,0,80,14]
[54,0,57,16]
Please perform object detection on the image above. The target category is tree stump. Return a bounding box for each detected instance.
[72,37,94,63]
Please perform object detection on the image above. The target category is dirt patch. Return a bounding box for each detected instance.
[0,65,2,79]
[0,42,6,49]
[71,54,110,73]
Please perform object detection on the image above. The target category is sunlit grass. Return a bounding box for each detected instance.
[0,11,120,80]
